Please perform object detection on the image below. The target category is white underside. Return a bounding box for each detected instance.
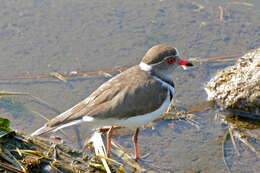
[82,75,174,128]
[83,89,172,128]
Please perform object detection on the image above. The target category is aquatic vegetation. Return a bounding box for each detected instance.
[0,117,125,173]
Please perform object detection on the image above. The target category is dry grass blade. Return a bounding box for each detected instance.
[219,6,223,24]
[228,128,240,156]
[0,161,24,173]
[46,144,57,160]
[192,2,205,12]
[96,154,123,169]
[222,130,232,173]
[227,1,254,6]
[2,147,27,172]
[0,145,18,165]
[16,148,23,157]
[28,137,52,151]
[89,131,112,173]
[0,125,123,172]
[16,150,44,157]
[186,118,200,129]
[49,161,63,172]
[88,161,107,171]
[51,160,88,172]
[98,71,112,78]
[188,54,243,63]
[239,136,259,154]
[215,58,237,62]
[0,91,28,96]
[49,72,67,82]
[0,67,128,81]
[30,110,49,121]
[111,141,146,172]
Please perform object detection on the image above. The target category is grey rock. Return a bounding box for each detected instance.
[205,48,260,115]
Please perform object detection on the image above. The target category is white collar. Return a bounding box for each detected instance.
[139,62,152,71]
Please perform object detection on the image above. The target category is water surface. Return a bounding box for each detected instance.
[0,0,260,172]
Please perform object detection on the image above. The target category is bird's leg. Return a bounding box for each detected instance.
[107,126,114,157]
[132,128,140,160]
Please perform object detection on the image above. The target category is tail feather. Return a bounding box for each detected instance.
[31,125,55,136]
[31,119,84,136]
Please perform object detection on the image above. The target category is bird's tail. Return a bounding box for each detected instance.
[31,125,56,136]
[31,119,83,136]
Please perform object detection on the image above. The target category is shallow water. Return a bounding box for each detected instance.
[0,0,260,172]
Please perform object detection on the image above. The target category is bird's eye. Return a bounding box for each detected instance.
[165,57,176,65]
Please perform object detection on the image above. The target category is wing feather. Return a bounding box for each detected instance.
[34,66,168,136]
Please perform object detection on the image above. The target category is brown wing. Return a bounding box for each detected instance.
[46,65,168,127]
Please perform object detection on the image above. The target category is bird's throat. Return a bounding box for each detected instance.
[151,71,175,88]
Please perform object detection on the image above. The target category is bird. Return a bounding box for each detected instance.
[31,44,193,159]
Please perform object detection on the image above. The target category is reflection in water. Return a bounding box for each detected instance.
[215,110,260,172]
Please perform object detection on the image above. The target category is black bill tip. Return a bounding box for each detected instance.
[186,62,193,66]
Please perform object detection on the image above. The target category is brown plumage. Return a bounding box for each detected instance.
[142,44,178,65]
[45,65,168,127]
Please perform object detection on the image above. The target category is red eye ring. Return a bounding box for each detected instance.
[166,57,176,65]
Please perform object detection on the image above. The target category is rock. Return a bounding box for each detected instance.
[205,48,260,115]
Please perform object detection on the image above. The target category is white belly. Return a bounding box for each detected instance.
[83,89,171,128]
